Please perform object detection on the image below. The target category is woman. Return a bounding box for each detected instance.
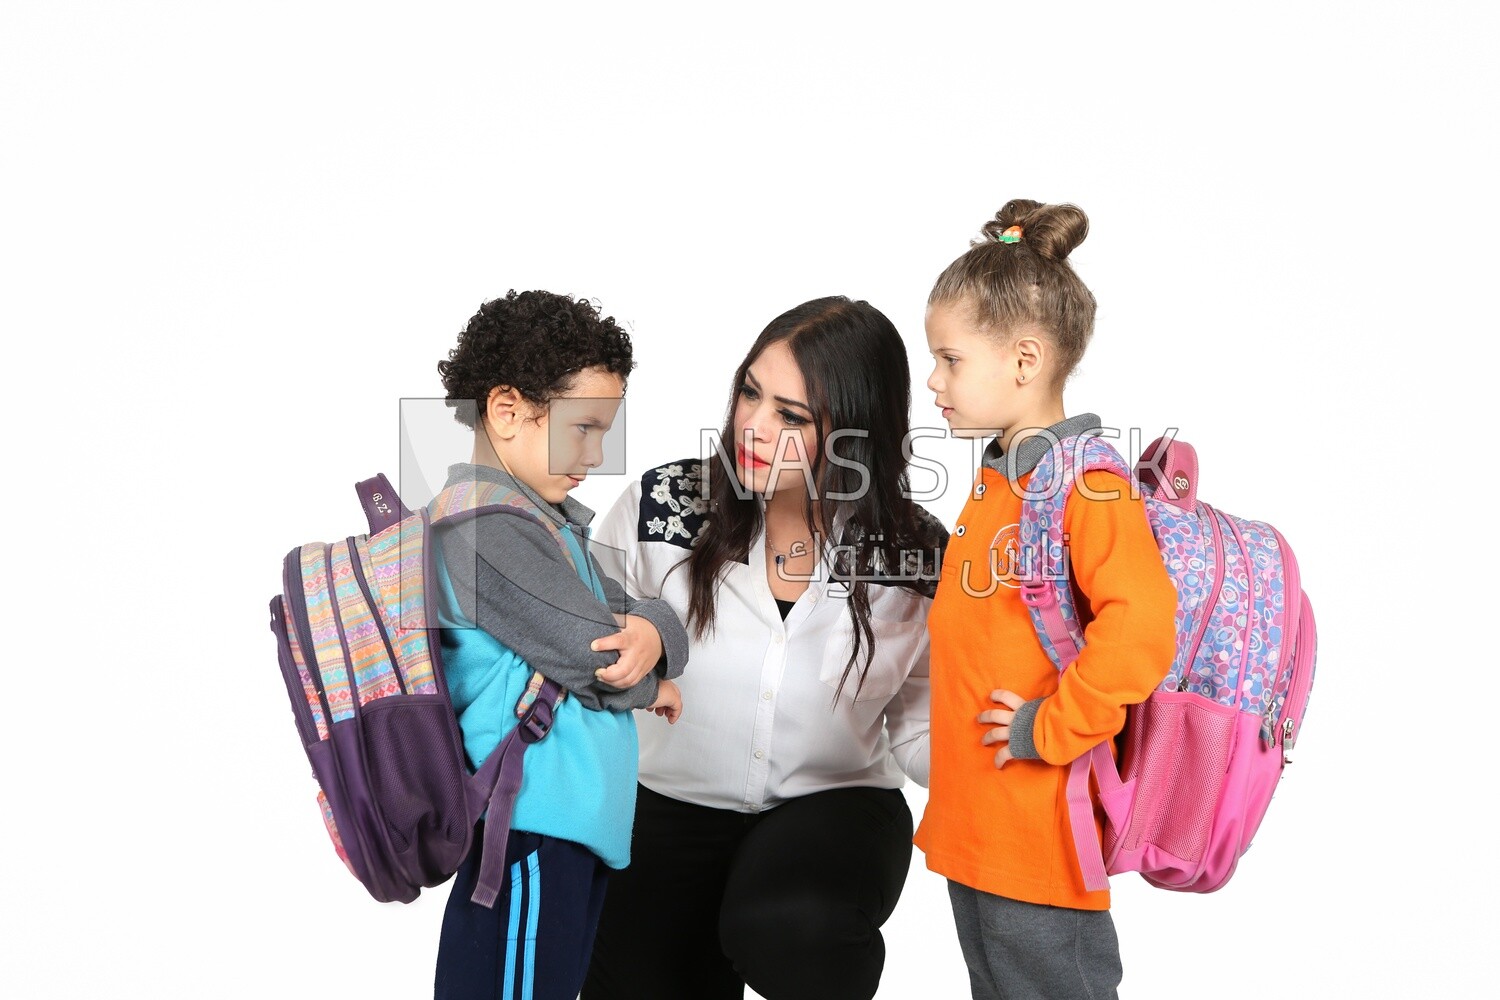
[582,296,946,1000]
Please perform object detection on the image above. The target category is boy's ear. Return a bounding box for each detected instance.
[484,385,525,440]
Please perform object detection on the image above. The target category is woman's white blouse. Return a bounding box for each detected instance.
[590,460,936,814]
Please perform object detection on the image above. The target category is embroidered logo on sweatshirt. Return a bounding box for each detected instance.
[989,523,1023,589]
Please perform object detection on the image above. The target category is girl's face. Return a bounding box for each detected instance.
[490,366,625,504]
[924,301,1027,439]
[731,339,820,497]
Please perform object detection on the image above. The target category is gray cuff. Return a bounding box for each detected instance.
[595,669,660,712]
[1008,698,1045,760]
[627,598,691,680]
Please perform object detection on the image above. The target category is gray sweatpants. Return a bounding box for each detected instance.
[947,881,1123,1000]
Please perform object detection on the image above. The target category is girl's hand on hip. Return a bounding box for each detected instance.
[978,688,1026,770]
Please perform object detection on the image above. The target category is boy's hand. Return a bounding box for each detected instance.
[647,679,682,724]
[591,614,665,688]
[978,688,1026,769]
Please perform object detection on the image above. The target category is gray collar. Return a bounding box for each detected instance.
[443,462,596,529]
[980,413,1103,481]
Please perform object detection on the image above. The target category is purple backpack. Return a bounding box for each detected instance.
[1019,435,1317,893]
[268,473,567,908]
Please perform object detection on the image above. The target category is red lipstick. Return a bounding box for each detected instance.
[736,443,770,469]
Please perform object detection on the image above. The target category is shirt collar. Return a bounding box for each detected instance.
[980,412,1103,481]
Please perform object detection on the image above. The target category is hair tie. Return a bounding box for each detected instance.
[996,225,1023,244]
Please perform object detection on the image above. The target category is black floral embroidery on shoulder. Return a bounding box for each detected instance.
[905,504,950,599]
[828,504,949,599]
[637,458,710,550]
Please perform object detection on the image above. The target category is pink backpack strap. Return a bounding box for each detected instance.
[1016,433,1132,668]
[1017,433,1134,893]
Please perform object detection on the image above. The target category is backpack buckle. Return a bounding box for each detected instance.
[517,698,556,744]
[1020,580,1054,609]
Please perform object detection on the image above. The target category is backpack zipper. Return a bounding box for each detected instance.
[324,542,364,716]
[1222,514,1258,712]
[1278,595,1318,764]
[270,595,320,745]
[1261,526,1304,746]
[347,534,407,696]
[284,546,335,729]
[1179,502,1227,691]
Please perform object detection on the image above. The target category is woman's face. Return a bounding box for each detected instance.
[731,339,820,498]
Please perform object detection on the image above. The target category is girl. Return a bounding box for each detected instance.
[582,296,948,1000]
[913,202,1178,1000]
[430,290,689,1000]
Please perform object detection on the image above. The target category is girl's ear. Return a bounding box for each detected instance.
[1014,334,1047,385]
[484,385,525,440]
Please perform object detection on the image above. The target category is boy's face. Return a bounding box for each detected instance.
[506,367,625,504]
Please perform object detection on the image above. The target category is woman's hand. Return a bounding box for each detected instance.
[592,614,665,688]
[647,679,682,724]
[977,688,1026,770]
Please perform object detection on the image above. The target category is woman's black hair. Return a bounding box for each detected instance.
[438,289,635,426]
[685,296,944,699]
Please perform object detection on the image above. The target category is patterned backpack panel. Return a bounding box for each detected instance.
[1017,434,1317,894]
[269,473,570,906]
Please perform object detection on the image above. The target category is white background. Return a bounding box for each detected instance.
[3,2,1496,998]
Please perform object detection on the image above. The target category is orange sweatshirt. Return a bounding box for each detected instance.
[914,443,1177,910]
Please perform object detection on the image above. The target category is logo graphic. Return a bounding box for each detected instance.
[990,523,1023,589]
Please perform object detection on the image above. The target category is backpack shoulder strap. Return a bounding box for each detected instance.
[1017,433,1132,671]
[427,477,579,908]
[429,479,584,577]
[1016,436,1135,894]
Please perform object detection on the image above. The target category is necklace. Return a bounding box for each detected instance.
[767,534,813,568]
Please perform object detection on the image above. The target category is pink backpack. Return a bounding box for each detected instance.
[1018,434,1317,893]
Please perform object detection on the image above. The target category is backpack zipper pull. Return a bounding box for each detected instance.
[1282,718,1296,764]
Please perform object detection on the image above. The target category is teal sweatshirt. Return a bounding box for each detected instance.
[430,464,687,869]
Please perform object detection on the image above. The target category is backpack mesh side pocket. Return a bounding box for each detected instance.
[1115,695,1234,863]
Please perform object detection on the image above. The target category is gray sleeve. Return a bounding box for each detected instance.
[1007,697,1045,761]
[592,555,690,681]
[438,508,659,712]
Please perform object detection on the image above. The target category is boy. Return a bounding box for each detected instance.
[431,290,687,1000]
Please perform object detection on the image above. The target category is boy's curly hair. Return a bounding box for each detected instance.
[438,289,635,429]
